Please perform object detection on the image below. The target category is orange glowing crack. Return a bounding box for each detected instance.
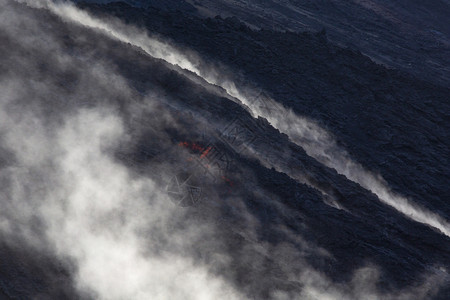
[200,146,212,159]
[178,141,212,159]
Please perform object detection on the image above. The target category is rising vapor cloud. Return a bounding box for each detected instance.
[0,2,243,298]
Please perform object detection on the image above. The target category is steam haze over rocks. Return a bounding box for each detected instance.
[0,0,449,299]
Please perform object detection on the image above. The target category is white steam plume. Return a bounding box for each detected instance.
[0,3,243,297]
[19,0,450,237]
[1,104,243,300]
[45,109,242,300]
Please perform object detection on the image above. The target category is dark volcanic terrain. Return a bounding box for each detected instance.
[78,0,450,86]
[0,0,449,299]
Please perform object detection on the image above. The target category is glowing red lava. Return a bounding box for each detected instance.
[178,141,234,189]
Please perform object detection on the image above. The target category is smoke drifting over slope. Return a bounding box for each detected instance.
[19,0,450,237]
[0,0,449,299]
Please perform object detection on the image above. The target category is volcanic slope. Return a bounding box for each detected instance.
[0,1,449,299]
